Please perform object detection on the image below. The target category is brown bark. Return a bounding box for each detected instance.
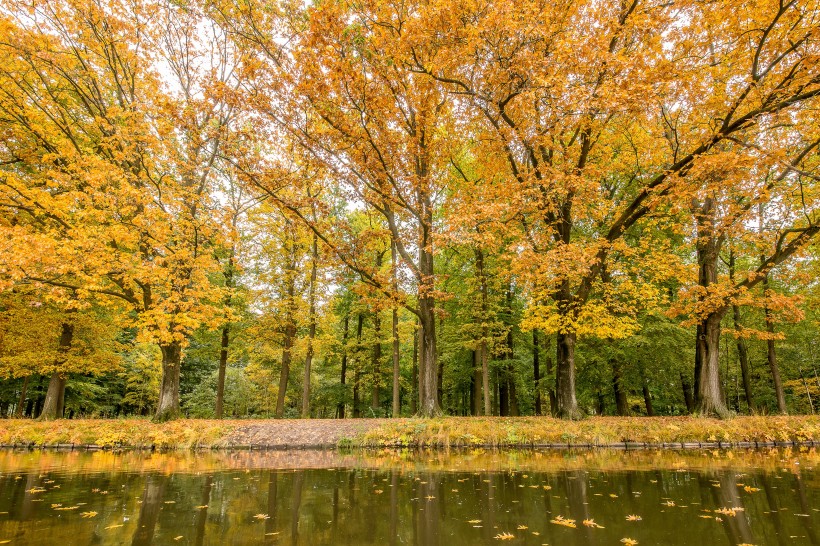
[275,229,298,419]
[391,240,401,417]
[215,325,229,418]
[301,233,319,418]
[337,313,350,419]
[471,350,481,415]
[371,307,382,412]
[353,312,364,418]
[641,371,655,416]
[693,196,730,417]
[728,251,754,412]
[533,329,541,416]
[14,376,29,418]
[611,358,629,416]
[763,273,787,414]
[215,250,235,419]
[475,248,491,416]
[411,321,418,415]
[155,341,182,422]
[39,322,74,420]
[681,372,695,413]
[556,330,581,418]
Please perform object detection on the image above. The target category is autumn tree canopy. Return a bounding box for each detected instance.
[2,0,820,420]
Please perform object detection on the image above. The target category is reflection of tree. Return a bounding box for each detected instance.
[265,472,278,540]
[194,476,212,546]
[565,471,594,545]
[760,474,788,546]
[290,471,304,546]
[415,473,439,546]
[716,473,755,545]
[389,471,398,546]
[131,474,168,546]
[792,471,818,544]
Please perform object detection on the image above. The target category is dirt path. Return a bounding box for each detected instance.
[225,418,394,448]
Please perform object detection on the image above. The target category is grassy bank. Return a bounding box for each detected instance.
[0,419,239,449]
[356,415,820,447]
[0,415,817,450]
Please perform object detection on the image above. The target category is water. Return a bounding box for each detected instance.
[0,448,817,545]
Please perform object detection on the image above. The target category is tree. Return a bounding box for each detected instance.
[0,0,238,420]
[411,0,820,417]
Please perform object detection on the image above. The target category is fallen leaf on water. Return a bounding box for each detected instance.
[173,536,183,541]
[467,520,482,524]
[494,532,514,540]
[517,525,528,530]
[620,539,638,546]
[550,516,577,528]
[254,514,270,520]
[583,519,604,528]
[81,512,98,518]
[104,524,123,530]
[626,515,642,521]
[195,505,208,509]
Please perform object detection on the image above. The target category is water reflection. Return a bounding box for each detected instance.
[0,448,816,545]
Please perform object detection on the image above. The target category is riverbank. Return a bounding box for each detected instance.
[0,415,817,450]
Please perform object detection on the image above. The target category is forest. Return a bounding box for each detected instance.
[2,0,820,422]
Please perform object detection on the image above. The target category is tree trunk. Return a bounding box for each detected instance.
[499,379,509,416]
[154,341,182,422]
[38,322,74,420]
[475,248,491,416]
[215,250,235,419]
[437,317,444,408]
[728,250,754,412]
[391,240,401,417]
[611,358,629,416]
[418,295,440,417]
[533,330,541,416]
[681,372,695,413]
[732,306,754,412]
[641,371,655,416]
[275,320,296,419]
[338,313,349,419]
[411,321,418,415]
[353,313,364,418]
[695,311,730,417]
[14,376,29,418]
[471,350,481,415]
[693,197,730,417]
[301,233,319,418]
[544,334,557,416]
[505,288,519,416]
[371,308,382,413]
[555,330,581,418]
[215,325,229,419]
[763,273,787,414]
